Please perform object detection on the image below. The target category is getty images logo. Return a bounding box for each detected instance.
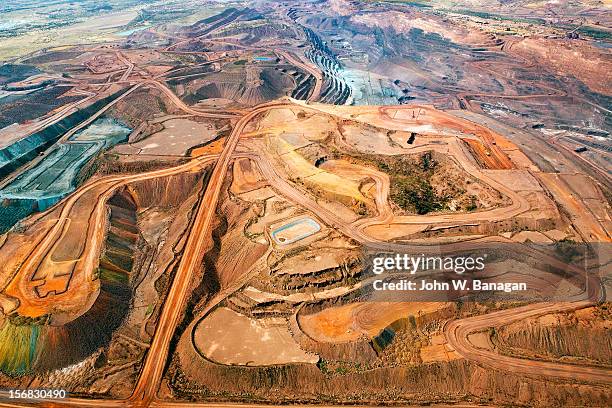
[372,254,487,275]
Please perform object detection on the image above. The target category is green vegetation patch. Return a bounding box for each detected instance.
[362,152,450,215]
[391,176,445,214]
[577,26,612,41]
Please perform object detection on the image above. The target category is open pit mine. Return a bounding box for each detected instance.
[0,1,610,407]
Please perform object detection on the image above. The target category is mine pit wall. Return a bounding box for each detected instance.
[370,306,455,354]
[408,215,562,240]
[128,172,205,209]
[301,24,351,105]
[257,258,362,295]
[0,197,52,234]
[290,298,455,361]
[171,345,609,406]
[0,89,128,181]
[291,73,316,101]
[288,307,378,365]
[493,310,612,366]
[0,188,137,375]
[0,91,131,234]
[125,169,207,326]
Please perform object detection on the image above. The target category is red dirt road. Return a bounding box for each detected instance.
[129,101,284,406]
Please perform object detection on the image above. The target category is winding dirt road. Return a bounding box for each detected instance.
[445,301,611,384]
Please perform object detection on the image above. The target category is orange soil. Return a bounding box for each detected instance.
[230,158,267,194]
[299,301,447,343]
[190,137,227,156]
[463,138,514,170]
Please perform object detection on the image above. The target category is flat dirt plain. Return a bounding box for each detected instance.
[0,0,610,407]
